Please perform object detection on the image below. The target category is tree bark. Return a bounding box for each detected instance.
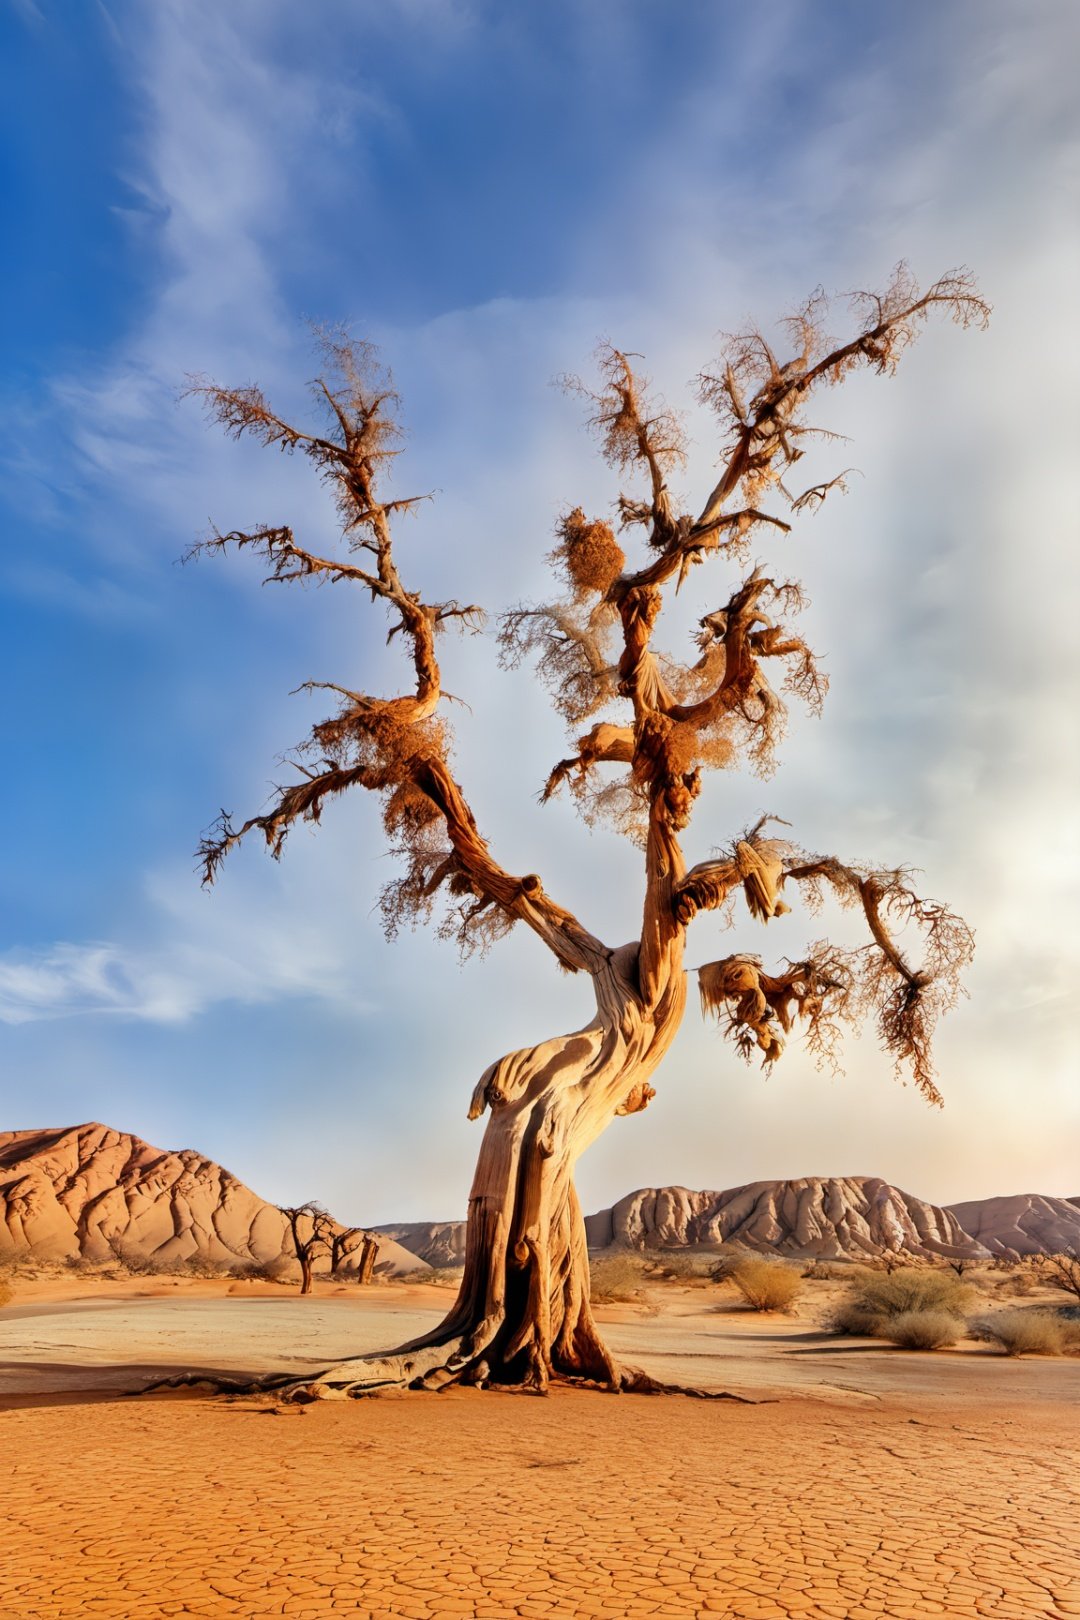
[269,942,686,1398]
[356,1236,378,1285]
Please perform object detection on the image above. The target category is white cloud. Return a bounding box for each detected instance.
[4,2,1078,1215]
[0,855,372,1026]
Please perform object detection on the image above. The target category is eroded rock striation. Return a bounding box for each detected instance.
[373,1220,468,1268]
[584,1178,990,1259]
[0,1123,426,1274]
[945,1193,1080,1259]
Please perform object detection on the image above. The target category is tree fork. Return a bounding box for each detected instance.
[170,270,985,1400]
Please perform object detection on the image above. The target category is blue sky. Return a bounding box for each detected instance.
[2,0,1077,1224]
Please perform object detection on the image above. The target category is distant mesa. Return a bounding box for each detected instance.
[373,1220,468,1270]
[586,1179,985,1259]
[3,1126,1077,1271]
[944,1192,1080,1260]
[0,1123,427,1276]
[380,1178,1080,1266]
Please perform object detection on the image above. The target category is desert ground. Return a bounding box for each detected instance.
[2,1265,1078,1620]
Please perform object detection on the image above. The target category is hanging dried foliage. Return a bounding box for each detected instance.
[184,269,984,1398]
[550,507,627,600]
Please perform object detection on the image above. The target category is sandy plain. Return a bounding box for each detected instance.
[2,1272,1078,1620]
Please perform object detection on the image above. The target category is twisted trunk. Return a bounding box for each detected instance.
[274,943,686,1399]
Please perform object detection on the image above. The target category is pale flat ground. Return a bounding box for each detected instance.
[2,1273,1079,1619]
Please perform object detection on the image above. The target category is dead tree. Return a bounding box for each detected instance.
[187,267,986,1397]
[281,1203,333,1295]
[329,1227,378,1282]
[1036,1249,1080,1304]
[356,1235,379,1285]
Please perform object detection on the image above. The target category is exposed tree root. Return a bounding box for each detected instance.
[135,1344,767,1404]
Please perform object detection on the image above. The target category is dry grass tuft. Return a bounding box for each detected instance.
[646,1251,715,1285]
[0,1277,13,1308]
[589,1251,649,1303]
[729,1257,802,1313]
[969,1309,1070,1357]
[880,1309,961,1350]
[422,1267,465,1289]
[831,1268,973,1336]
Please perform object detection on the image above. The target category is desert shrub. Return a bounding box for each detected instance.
[62,1254,97,1274]
[880,1309,961,1350]
[236,1257,292,1283]
[708,1247,752,1283]
[831,1268,973,1336]
[1000,1269,1039,1298]
[181,1254,234,1279]
[970,1309,1066,1357]
[104,1242,158,1276]
[1059,1314,1080,1353]
[422,1267,464,1288]
[729,1258,802,1313]
[589,1250,649,1303]
[648,1251,713,1284]
[0,1249,33,1274]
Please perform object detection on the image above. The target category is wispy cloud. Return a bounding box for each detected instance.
[0,875,370,1025]
[0,942,179,1025]
[2,1,1077,1214]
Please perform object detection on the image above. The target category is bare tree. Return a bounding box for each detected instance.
[1036,1249,1080,1304]
[356,1235,379,1286]
[329,1226,379,1282]
[281,1203,333,1295]
[188,266,986,1397]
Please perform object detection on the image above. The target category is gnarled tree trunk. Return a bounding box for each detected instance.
[285,942,686,1398]
[178,276,982,1400]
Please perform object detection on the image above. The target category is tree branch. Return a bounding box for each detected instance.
[191,339,607,978]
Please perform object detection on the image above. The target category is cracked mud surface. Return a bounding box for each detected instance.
[2,1287,1078,1618]
[4,1388,1078,1618]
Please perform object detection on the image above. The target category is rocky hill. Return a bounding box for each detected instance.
[946,1193,1080,1259]
[0,1124,427,1275]
[379,1180,1080,1265]
[374,1220,468,1268]
[584,1179,987,1259]
[6,1126,1073,1272]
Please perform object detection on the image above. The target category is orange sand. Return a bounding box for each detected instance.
[2,1278,1078,1618]
[3,1389,1078,1619]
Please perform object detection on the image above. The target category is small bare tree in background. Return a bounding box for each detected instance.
[281,1204,333,1295]
[189,264,986,1397]
[1036,1249,1080,1304]
[330,1227,379,1283]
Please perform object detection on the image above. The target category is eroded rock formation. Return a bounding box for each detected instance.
[584,1178,989,1259]
[373,1221,468,1268]
[0,1123,426,1275]
[946,1193,1080,1259]
[382,1178,1077,1264]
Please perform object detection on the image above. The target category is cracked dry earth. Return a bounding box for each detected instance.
[2,1390,1078,1620]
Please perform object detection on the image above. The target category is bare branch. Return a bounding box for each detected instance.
[190,338,606,976]
[695,264,989,529]
[561,345,686,550]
